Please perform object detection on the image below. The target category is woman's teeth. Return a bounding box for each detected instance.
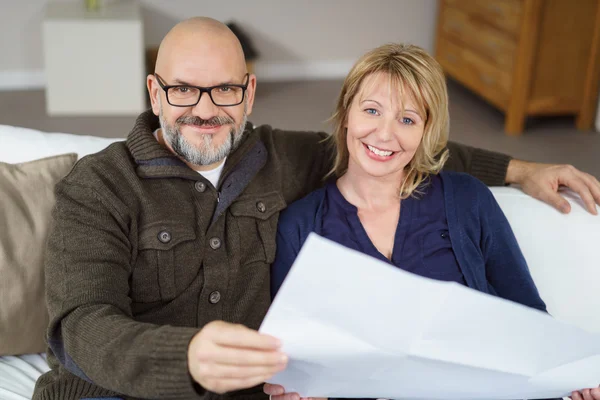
[367,144,393,157]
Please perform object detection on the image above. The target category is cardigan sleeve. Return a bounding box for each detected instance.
[271,219,303,298]
[476,180,548,312]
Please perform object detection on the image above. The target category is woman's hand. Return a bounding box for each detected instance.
[263,383,327,400]
[571,386,600,400]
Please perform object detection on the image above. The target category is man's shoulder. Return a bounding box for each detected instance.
[62,141,135,185]
[252,124,329,149]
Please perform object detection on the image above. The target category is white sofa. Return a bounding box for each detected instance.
[0,124,598,400]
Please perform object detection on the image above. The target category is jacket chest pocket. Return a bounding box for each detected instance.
[132,224,198,303]
[229,192,287,265]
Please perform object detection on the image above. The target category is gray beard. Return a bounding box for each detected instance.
[159,104,248,166]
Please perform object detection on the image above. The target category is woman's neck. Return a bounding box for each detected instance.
[337,162,403,211]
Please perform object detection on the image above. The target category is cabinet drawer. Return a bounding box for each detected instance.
[443,0,523,37]
[437,37,512,110]
[441,5,517,70]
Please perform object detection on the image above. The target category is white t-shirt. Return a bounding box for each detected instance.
[153,128,225,188]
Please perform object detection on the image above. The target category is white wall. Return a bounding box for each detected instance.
[0,0,439,89]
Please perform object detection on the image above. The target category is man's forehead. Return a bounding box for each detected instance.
[161,57,245,86]
[157,32,246,85]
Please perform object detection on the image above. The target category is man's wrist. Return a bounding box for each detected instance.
[506,159,530,185]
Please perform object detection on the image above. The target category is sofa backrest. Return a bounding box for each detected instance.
[491,187,600,333]
[1,124,598,333]
[0,124,122,163]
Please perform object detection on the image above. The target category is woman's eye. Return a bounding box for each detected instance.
[402,117,415,125]
[365,108,378,115]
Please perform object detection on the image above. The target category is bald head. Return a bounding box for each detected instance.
[155,17,247,78]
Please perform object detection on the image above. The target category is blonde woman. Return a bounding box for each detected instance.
[265,43,569,400]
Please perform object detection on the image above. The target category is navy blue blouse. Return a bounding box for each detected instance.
[320,175,467,287]
[271,175,469,296]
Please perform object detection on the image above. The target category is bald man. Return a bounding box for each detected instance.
[34,17,600,400]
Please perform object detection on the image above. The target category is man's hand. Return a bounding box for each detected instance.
[188,321,288,394]
[571,386,600,400]
[506,160,600,215]
[264,383,326,400]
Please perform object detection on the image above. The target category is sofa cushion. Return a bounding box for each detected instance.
[0,154,77,356]
[491,187,600,333]
[0,124,122,163]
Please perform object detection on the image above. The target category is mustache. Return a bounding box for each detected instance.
[176,115,234,127]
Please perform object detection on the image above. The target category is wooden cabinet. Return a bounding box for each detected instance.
[435,0,600,135]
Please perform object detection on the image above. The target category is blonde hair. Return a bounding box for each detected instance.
[328,43,449,198]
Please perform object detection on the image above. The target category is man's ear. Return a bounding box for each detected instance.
[243,74,257,116]
[147,74,160,116]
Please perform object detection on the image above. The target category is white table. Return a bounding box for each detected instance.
[42,0,146,116]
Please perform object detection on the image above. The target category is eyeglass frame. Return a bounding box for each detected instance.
[154,73,250,107]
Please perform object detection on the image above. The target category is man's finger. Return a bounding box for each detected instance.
[535,188,571,214]
[590,386,600,400]
[208,322,281,350]
[557,170,600,214]
[583,388,594,400]
[199,362,285,380]
[197,345,287,366]
[573,391,584,400]
[560,176,598,215]
[582,173,600,207]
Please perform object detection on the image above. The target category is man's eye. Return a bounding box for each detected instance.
[217,86,233,93]
[177,87,190,93]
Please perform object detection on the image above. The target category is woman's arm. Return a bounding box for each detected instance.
[474,179,547,311]
[271,222,303,298]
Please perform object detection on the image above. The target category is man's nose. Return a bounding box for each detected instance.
[191,91,219,120]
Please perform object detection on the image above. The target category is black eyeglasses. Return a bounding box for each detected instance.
[155,73,249,107]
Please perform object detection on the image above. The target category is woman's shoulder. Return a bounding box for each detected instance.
[439,171,492,195]
[278,186,327,233]
[439,171,501,217]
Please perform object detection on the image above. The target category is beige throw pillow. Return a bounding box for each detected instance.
[0,153,77,355]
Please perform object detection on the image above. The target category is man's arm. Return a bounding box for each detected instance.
[445,141,600,215]
[444,141,512,186]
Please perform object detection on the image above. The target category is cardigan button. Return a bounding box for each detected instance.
[209,291,221,304]
[157,230,171,243]
[256,201,266,213]
[195,181,207,193]
[209,237,222,250]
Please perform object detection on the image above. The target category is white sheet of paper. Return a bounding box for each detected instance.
[259,233,600,399]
